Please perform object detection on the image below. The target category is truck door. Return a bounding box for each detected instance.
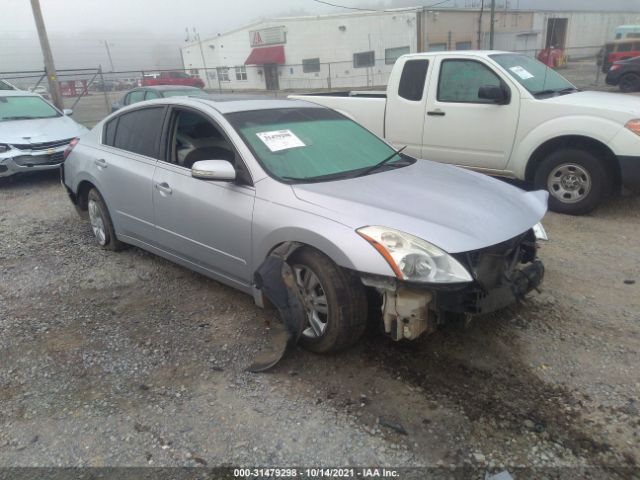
[384,58,430,159]
[421,55,519,171]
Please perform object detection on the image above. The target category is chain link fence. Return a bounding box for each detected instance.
[0,44,616,129]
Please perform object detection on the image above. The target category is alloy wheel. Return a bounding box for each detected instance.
[88,199,107,246]
[292,264,329,339]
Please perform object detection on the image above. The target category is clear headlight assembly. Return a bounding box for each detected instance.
[357,226,473,284]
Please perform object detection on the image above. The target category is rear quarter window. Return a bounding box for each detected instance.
[398,59,429,101]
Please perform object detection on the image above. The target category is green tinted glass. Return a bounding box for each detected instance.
[228,108,398,181]
[0,96,59,121]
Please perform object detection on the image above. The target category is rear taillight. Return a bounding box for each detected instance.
[63,137,79,160]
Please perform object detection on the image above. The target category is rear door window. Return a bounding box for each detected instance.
[398,59,429,101]
[128,90,145,104]
[110,107,165,158]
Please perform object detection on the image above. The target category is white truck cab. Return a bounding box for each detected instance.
[291,51,640,215]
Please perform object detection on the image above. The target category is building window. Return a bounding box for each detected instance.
[353,50,375,68]
[428,43,447,52]
[217,67,230,82]
[235,65,247,81]
[385,46,410,65]
[455,41,472,50]
[302,58,321,73]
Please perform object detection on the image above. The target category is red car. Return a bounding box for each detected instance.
[142,71,204,89]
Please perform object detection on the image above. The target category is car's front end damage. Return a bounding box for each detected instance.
[360,227,546,341]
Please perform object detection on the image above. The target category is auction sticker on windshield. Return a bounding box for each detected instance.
[509,66,534,80]
[256,129,306,152]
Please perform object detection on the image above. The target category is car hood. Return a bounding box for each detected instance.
[1,116,87,145]
[291,160,547,254]
[544,90,640,117]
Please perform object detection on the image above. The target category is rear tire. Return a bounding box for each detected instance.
[534,148,611,215]
[87,188,125,251]
[289,248,367,353]
[619,73,640,93]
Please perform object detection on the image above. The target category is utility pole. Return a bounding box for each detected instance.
[30,0,63,109]
[192,29,209,89]
[103,41,115,72]
[477,0,485,49]
[489,0,496,49]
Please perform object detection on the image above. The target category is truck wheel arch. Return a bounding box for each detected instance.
[525,135,621,194]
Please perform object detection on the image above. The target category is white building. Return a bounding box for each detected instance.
[181,7,640,91]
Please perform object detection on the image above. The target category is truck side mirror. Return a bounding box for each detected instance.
[478,85,509,104]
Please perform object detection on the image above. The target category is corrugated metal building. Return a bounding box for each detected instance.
[181,7,640,90]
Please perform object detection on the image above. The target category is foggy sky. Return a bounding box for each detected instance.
[2,0,638,73]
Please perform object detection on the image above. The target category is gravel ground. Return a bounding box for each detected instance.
[0,169,638,476]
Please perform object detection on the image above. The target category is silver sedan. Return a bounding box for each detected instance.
[1,90,87,178]
[62,97,548,352]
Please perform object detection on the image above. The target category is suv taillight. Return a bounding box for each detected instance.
[63,138,79,160]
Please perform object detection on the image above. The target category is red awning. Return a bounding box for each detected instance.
[244,45,285,65]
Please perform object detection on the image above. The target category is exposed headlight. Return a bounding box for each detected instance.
[0,144,10,153]
[357,226,473,283]
[625,119,640,137]
[532,222,548,241]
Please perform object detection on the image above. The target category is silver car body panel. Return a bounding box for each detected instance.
[63,97,547,293]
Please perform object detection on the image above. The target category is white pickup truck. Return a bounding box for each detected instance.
[290,51,640,214]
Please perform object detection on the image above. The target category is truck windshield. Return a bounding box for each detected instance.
[0,95,60,122]
[490,53,576,97]
[226,108,413,183]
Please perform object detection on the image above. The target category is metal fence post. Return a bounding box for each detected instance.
[327,63,332,90]
[98,65,110,115]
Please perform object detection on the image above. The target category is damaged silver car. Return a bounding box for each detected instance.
[62,97,547,353]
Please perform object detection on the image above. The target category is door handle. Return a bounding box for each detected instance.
[155,182,172,195]
[427,110,446,116]
[94,158,108,168]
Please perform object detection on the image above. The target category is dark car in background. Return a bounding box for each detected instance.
[141,71,204,88]
[111,85,209,112]
[606,56,640,93]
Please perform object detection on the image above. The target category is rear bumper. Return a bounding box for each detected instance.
[618,155,640,191]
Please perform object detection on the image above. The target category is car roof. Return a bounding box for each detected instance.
[192,97,322,114]
[142,85,202,91]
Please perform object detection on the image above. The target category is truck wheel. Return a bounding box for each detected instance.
[87,188,125,251]
[534,148,611,215]
[619,73,640,93]
[289,248,367,353]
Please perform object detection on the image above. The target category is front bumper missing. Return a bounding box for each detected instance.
[363,259,544,342]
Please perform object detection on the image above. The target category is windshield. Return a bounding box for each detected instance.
[0,95,60,121]
[490,53,576,96]
[226,108,411,182]
[163,89,208,98]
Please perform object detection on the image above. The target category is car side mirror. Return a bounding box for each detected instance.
[62,108,73,116]
[478,85,509,104]
[191,160,236,181]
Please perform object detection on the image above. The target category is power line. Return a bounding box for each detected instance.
[308,0,452,12]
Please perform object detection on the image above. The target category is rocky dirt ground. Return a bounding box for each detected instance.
[0,169,638,478]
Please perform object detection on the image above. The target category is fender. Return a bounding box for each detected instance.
[510,115,624,179]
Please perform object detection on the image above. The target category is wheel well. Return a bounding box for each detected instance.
[525,135,621,192]
[76,180,96,211]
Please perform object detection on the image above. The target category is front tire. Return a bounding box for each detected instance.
[87,188,124,251]
[619,73,640,93]
[534,148,611,215]
[289,249,367,353]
